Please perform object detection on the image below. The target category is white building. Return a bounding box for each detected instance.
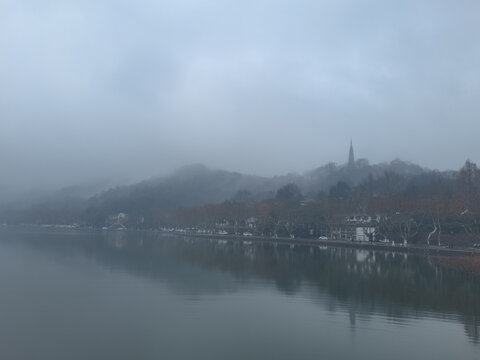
[356,227,375,242]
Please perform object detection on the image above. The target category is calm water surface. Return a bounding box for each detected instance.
[0,229,479,360]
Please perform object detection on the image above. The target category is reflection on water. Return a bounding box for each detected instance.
[0,229,479,359]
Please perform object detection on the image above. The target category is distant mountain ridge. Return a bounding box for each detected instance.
[85,159,430,213]
[2,158,448,225]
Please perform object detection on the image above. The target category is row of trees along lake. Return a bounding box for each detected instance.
[3,160,480,247]
[169,160,480,246]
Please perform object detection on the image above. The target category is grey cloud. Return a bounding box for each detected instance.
[0,0,479,195]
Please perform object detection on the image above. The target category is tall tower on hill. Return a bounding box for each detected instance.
[348,140,355,168]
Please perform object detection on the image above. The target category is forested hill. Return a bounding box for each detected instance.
[2,159,436,226]
[87,164,285,213]
[300,158,426,195]
[80,159,429,214]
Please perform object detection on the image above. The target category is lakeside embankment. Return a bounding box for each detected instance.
[2,225,479,258]
[3,225,480,275]
[167,231,480,257]
[169,231,480,276]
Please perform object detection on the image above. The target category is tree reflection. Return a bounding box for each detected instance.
[4,230,480,343]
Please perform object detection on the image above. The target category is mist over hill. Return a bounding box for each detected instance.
[81,159,429,215]
[4,156,480,248]
[1,157,443,226]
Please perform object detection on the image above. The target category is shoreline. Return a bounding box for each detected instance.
[2,225,479,257]
[167,231,480,257]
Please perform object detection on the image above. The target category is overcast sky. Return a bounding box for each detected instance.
[1,0,479,193]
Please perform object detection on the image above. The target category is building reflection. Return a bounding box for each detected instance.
[6,230,480,343]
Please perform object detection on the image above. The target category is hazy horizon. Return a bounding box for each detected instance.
[1,0,479,195]
[0,152,464,202]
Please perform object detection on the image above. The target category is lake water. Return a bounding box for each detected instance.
[0,229,479,360]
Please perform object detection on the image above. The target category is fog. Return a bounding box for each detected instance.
[1,0,479,196]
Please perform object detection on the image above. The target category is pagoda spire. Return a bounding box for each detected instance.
[348,140,355,168]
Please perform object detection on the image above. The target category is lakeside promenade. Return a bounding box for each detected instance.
[167,231,480,257]
[2,225,479,257]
